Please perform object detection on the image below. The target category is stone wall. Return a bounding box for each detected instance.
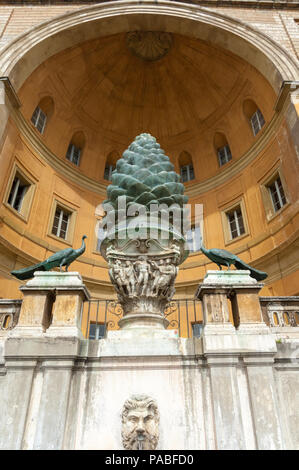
[0,270,298,450]
[0,1,298,62]
[0,330,298,450]
[0,0,298,300]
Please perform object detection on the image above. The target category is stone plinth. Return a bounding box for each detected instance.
[196,270,275,353]
[11,272,89,338]
[200,270,258,285]
[196,270,265,330]
[118,312,169,330]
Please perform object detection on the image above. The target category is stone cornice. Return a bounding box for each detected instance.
[0,1,298,91]
[3,79,293,199]
[9,105,108,197]
[186,111,284,198]
[274,81,299,112]
[0,77,20,109]
[1,1,299,10]
[1,202,298,275]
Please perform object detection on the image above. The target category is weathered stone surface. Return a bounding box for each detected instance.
[201,270,257,285]
[0,330,298,450]
[12,272,89,338]
[197,270,266,329]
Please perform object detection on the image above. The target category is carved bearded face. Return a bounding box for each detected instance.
[121,395,159,450]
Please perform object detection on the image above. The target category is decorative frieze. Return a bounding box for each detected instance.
[105,238,182,329]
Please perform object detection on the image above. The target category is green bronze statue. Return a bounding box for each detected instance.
[11,235,87,280]
[200,242,267,281]
[102,132,188,240]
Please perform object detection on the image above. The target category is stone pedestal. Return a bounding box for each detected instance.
[196,270,276,353]
[196,270,265,331]
[101,233,186,332]
[11,272,89,338]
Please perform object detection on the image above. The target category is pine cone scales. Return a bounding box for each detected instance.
[104,133,188,212]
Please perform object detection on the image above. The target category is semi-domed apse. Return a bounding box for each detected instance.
[0,8,298,300]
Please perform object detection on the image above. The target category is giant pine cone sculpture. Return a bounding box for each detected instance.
[103,133,188,226]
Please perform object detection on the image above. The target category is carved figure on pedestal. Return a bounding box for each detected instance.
[150,258,177,298]
[121,394,159,450]
[109,259,125,295]
[135,257,150,296]
[149,259,163,295]
[123,261,136,296]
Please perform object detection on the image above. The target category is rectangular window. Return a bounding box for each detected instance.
[268,176,286,212]
[51,207,71,240]
[218,145,232,166]
[186,225,201,253]
[180,164,194,183]
[31,107,47,134]
[7,175,29,213]
[104,165,115,181]
[66,144,81,166]
[89,322,106,340]
[227,206,245,239]
[192,322,203,338]
[250,109,265,136]
[96,221,104,252]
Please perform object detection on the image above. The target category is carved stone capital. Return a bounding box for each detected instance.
[103,237,184,329]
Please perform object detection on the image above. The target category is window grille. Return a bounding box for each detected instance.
[268,176,286,212]
[227,206,245,239]
[66,143,81,166]
[52,207,70,240]
[31,106,47,134]
[180,164,194,182]
[218,145,232,166]
[250,109,265,136]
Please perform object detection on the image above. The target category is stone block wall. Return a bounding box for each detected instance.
[0,1,298,63]
[0,332,298,450]
[0,270,298,450]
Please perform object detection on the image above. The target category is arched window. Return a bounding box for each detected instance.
[179,151,194,183]
[214,132,232,167]
[31,96,54,134]
[104,151,119,181]
[66,131,85,166]
[243,99,265,136]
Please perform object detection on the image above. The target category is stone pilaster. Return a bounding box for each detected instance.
[244,356,284,450]
[32,358,75,450]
